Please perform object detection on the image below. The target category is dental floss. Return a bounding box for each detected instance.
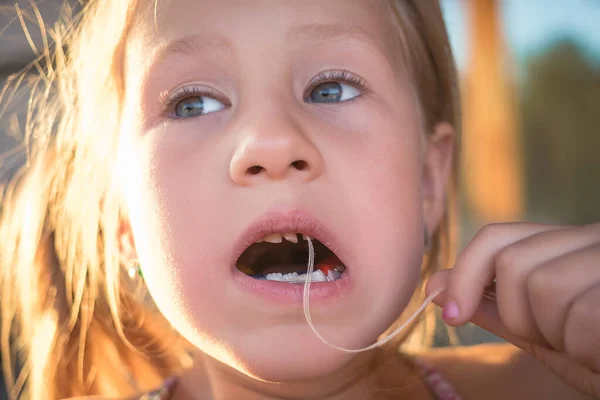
[303,237,445,353]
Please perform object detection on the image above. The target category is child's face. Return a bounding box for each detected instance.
[118,0,446,381]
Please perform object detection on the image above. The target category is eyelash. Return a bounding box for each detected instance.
[159,86,227,110]
[159,69,369,115]
[304,69,369,102]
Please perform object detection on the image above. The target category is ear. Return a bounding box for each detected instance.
[118,216,137,265]
[422,122,455,233]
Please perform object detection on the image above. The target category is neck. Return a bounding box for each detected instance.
[171,348,430,400]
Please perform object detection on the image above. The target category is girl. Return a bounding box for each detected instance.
[1,0,598,399]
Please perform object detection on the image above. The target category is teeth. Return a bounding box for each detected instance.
[262,233,283,243]
[283,233,298,243]
[265,269,333,283]
[327,269,342,281]
[255,232,304,244]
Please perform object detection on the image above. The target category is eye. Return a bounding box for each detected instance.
[161,86,227,119]
[305,70,367,104]
[174,95,224,118]
[309,82,360,103]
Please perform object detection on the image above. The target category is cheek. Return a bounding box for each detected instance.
[350,134,421,209]
[335,101,424,308]
[118,127,233,335]
[332,98,424,236]
[319,90,423,212]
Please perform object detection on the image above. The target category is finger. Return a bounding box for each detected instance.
[439,280,541,351]
[563,283,600,374]
[528,242,600,350]
[426,270,528,345]
[526,344,600,399]
[443,223,564,326]
[425,268,452,305]
[470,291,600,398]
[464,291,530,347]
[495,225,600,344]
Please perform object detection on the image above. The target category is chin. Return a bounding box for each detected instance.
[237,349,355,382]
[207,335,361,383]
[190,309,403,384]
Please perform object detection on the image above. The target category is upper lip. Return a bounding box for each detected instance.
[231,209,346,269]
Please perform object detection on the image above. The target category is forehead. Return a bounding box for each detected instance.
[129,0,401,66]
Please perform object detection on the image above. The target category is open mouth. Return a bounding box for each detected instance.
[236,233,346,283]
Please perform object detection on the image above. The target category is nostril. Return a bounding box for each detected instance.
[247,165,263,175]
[291,160,308,171]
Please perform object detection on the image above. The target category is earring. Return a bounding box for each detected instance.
[424,225,430,251]
[127,258,143,279]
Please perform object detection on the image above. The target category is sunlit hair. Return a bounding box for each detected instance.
[0,0,460,398]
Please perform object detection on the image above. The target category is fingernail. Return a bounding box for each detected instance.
[442,301,460,321]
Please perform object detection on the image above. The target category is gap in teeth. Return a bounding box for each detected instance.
[256,232,309,244]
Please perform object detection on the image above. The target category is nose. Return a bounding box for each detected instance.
[229,112,323,185]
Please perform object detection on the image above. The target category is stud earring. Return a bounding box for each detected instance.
[127,258,143,279]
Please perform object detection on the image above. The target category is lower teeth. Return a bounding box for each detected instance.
[257,268,342,283]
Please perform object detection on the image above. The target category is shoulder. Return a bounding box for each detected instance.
[64,397,138,400]
[64,378,175,400]
[418,342,591,400]
[64,390,166,400]
[64,396,144,400]
[64,395,160,400]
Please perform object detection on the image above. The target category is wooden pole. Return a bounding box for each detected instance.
[462,0,523,222]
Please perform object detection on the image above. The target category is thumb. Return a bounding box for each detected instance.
[426,270,531,348]
[425,269,452,308]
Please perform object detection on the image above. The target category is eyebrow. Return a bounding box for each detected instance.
[149,23,381,66]
[150,32,234,65]
[287,22,380,45]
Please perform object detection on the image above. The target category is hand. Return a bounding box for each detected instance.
[426,222,600,398]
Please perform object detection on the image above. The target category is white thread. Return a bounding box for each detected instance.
[303,237,445,353]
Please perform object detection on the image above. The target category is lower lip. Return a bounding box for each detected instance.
[232,268,352,304]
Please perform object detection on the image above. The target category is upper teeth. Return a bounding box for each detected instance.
[255,233,309,244]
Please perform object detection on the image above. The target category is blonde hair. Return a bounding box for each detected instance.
[0,0,460,398]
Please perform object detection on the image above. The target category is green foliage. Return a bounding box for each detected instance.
[521,40,600,224]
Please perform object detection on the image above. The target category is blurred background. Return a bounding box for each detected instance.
[436,0,600,346]
[0,0,599,395]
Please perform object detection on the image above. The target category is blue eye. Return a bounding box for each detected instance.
[174,95,225,118]
[309,81,360,103]
[161,86,227,119]
[305,70,366,104]
[175,96,203,118]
